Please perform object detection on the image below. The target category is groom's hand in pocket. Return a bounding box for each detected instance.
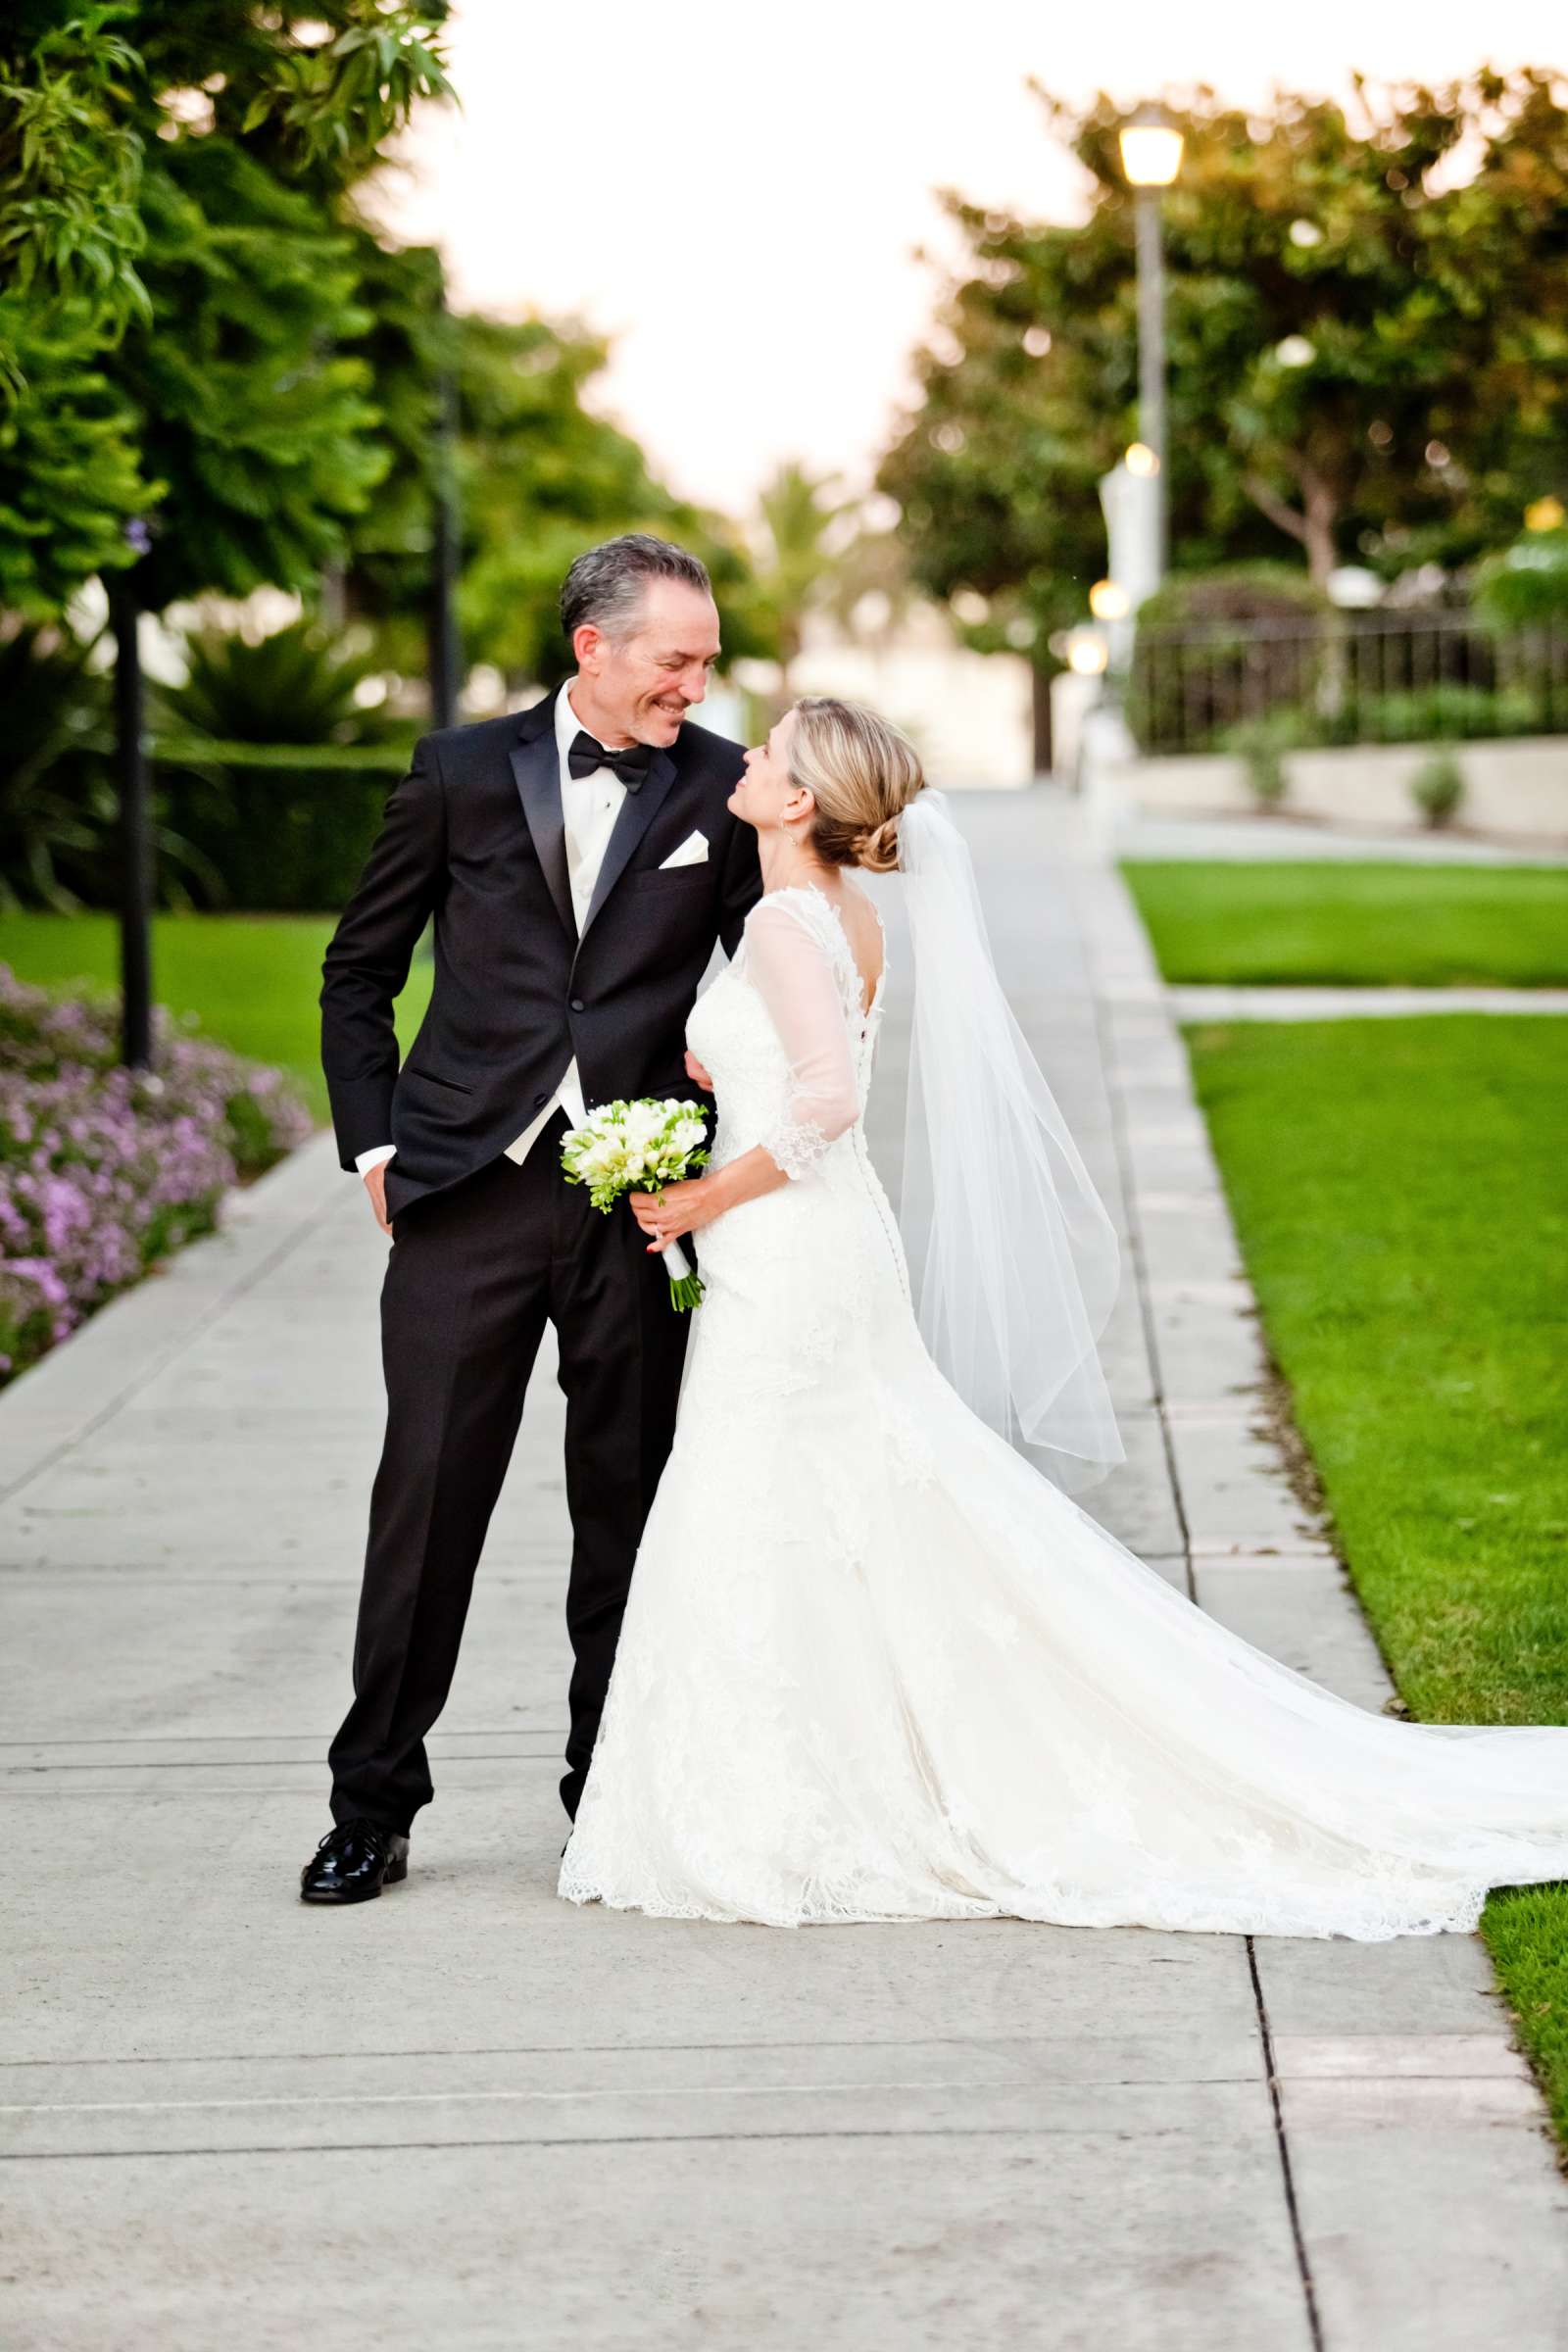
[684,1049,714,1092]
[363,1161,393,1238]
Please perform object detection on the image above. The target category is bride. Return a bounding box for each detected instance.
[559,697,1568,1937]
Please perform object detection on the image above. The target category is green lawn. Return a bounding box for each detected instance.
[1187,1014,1568,2139]
[1124,861,1568,988]
[0,913,432,1121]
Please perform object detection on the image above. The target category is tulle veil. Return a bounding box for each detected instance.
[893,790,1123,1492]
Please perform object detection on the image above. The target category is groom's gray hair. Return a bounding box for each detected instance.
[561,534,713,644]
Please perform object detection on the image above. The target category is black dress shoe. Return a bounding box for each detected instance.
[299,1818,410,1905]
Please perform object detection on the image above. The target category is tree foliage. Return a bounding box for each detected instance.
[750,460,857,694]
[882,70,1568,634]
[0,2,454,617]
[0,8,148,330]
[127,132,389,609]
[0,298,154,612]
[341,304,774,688]
[448,309,776,685]
[4,4,772,694]
[1476,526,1568,628]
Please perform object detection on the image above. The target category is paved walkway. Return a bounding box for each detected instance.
[4,795,1565,2349]
[1109,811,1568,864]
[1170,984,1568,1020]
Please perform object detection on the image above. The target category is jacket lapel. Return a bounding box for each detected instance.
[575,746,678,949]
[508,692,575,941]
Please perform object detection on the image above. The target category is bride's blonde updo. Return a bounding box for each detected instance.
[785,697,925,874]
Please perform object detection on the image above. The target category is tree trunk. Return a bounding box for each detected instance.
[1300,470,1339,589]
[1243,461,1340,587]
[111,576,153,1070]
[1030,662,1054,777]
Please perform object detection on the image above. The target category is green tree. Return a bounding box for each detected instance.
[751,460,856,699]
[0,7,157,610]
[0,2,452,1058]
[127,134,391,611]
[878,256,1123,767]
[332,230,449,651]
[0,299,154,613]
[0,6,151,362]
[438,311,769,691]
[882,68,1568,681]
[0,3,453,616]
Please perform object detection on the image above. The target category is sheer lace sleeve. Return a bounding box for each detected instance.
[744,894,860,1179]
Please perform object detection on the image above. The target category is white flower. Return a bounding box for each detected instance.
[562,1094,706,1206]
[626,1101,666,1154]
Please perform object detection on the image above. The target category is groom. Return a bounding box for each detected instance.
[302,534,760,1903]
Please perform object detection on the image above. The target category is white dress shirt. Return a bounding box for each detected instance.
[355,679,629,1180]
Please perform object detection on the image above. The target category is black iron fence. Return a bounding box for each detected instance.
[1125,611,1568,757]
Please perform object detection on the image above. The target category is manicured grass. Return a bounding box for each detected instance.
[0,913,432,1122]
[1187,1014,1568,2140]
[1124,861,1568,988]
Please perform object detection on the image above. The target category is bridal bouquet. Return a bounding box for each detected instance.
[561,1097,710,1310]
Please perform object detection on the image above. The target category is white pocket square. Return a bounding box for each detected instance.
[659,830,709,869]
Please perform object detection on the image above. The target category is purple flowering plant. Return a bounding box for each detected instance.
[0,966,312,1383]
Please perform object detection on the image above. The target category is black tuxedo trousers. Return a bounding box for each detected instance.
[327,1115,690,1830]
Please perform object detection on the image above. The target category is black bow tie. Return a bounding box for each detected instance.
[567,729,656,792]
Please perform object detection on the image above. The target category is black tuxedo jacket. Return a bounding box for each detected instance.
[319,689,760,1218]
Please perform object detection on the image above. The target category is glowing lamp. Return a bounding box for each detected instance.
[1119,113,1185,189]
[1066,626,1110,677]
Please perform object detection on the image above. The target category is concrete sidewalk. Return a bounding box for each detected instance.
[4,794,1564,2349]
[1170,984,1568,1020]
[1111,810,1568,863]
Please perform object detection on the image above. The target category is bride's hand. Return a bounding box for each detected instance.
[630,1178,720,1250]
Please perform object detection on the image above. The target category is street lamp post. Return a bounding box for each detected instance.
[111,565,153,1070]
[1118,108,1185,582]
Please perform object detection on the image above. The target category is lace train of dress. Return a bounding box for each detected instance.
[559,885,1568,1937]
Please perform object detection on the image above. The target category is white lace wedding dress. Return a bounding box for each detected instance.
[559,884,1568,1937]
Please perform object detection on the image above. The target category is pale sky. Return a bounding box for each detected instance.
[370,1,1564,519]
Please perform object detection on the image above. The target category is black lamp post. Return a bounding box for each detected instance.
[111,526,154,1069]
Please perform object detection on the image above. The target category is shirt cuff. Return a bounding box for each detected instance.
[355,1145,396,1176]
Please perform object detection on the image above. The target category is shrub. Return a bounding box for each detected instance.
[167,620,390,747]
[0,626,113,910]
[0,626,238,913]
[1221,714,1294,807]
[153,619,416,912]
[1475,529,1568,631]
[1358,683,1541,745]
[0,966,312,1384]
[1409,752,1466,830]
[0,1263,64,1381]
[0,618,415,915]
[154,755,407,912]
[1127,564,1335,754]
